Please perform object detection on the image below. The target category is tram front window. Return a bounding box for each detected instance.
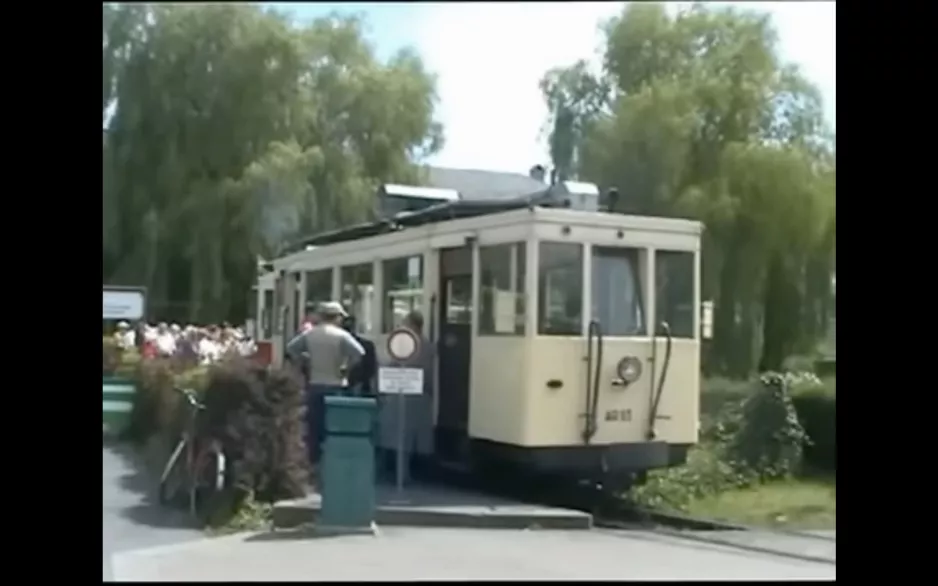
[538,242,583,336]
[591,247,646,336]
[479,242,526,335]
[656,250,695,338]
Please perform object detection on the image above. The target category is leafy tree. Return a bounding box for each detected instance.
[541,2,835,375]
[103,4,443,323]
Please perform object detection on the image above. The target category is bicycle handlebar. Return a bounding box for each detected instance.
[174,386,204,411]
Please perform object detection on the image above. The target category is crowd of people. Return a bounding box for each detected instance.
[112,320,257,364]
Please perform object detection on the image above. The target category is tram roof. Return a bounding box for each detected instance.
[282,192,553,253]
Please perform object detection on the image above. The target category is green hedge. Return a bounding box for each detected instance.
[791,389,835,473]
[703,374,835,475]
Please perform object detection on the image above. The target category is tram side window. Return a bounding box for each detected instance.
[480,243,526,336]
[262,290,274,339]
[592,247,646,336]
[655,250,695,338]
[538,242,583,336]
[383,255,423,332]
[341,263,375,335]
[305,269,333,318]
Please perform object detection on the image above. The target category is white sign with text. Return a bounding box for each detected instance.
[103,289,146,320]
[378,367,424,395]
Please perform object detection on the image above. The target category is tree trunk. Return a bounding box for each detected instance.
[711,252,739,376]
[759,252,802,372]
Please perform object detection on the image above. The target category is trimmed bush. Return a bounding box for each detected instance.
[792,389,836,473]
[725,372,809,480]
[127,358,180,443]
[217,363,309,504]
[125,356,308,527]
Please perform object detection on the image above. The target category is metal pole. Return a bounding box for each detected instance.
[395,365,406,495]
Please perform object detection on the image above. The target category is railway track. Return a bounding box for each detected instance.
[594,514,835,566]
[422,461,835,566]
[512,477,836,566]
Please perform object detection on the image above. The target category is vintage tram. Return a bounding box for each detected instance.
[254,180,703,488]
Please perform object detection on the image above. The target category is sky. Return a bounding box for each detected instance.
[267,2,836,174]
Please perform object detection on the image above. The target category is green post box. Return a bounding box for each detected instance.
[318,396,378,535]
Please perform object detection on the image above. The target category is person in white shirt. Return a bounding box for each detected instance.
[169,323,182,345]
[144,324,158,344]
[155,322,177,357]
[198,328,221,365]
[238,334,257,357]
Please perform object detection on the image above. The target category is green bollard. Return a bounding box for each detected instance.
[318,395,378,535]
[103,377,135,437]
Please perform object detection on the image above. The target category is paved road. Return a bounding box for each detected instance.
[102,443,200,581]
[112,526,835,581]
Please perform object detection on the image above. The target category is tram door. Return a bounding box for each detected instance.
[437,246,473,462]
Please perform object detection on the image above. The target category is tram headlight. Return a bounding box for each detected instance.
[616,356,643,385]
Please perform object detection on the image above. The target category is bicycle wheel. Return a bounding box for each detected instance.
[193,448,228,525]
[158,438,189,508]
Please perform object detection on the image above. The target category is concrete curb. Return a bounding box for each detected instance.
[272,500,592,530]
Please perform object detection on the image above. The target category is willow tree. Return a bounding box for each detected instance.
[103,4,444,323]
[540,2,835,375]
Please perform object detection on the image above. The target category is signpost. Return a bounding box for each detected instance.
[103,286,147,321]
[378,327,423,499]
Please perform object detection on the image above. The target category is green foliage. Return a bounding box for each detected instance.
[790,379,836,474]
[208,491,273,535]
[103,4,444,323]
[726,373,808,480]
[699,376,751,437]
[541,2,836,377]
[634,373,831,511]
[630,443,756,512]
[127,358,195,443]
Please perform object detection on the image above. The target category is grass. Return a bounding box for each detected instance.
[685,477,836,530]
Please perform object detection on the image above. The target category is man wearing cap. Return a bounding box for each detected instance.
[286,301,365,470]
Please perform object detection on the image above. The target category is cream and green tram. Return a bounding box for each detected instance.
[258,188,703,485]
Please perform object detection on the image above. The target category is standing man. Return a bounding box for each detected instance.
[343,315,377,395]
[286,301,365,470]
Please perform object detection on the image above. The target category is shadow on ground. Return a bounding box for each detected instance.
[103,439,199,530]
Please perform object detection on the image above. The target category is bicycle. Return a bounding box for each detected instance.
[158,387,228,524]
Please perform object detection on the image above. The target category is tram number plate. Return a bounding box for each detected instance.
[604,409,632,423]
